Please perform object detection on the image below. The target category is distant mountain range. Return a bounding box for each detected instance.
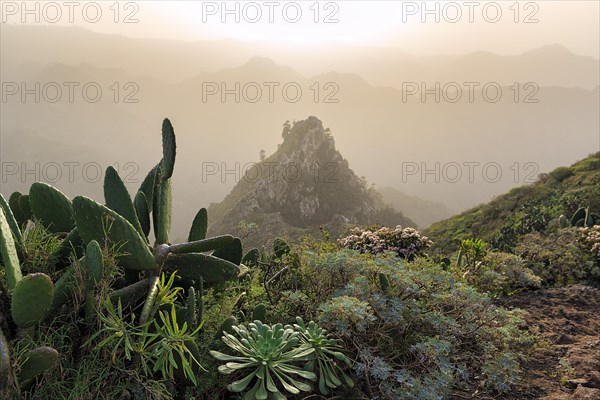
[3,25,598,89]
[1,25,598,240]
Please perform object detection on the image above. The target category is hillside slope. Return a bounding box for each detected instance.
[426,152,600,254]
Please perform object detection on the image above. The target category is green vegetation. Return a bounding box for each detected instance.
[427,152,600,254]
[426,153,600,288]
[1,118,597,399]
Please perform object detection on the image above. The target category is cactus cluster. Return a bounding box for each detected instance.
[0,202,60,391]
[0,118,245,391]
[557,206,600,229]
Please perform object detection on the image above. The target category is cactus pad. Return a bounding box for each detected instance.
[29,182,75,233]
[164,253,240,283]
[169,235,234,254]
[134,191,150,238]
[104,166,144,237]
[242,248,260,266]
[153,179,172,245]
[212,237,243,265]
[161,118,177,181]
[188,208,208,241]
[72,196,155,271]
[0,193,22,244]
[0,207,22,290]
[8,191,26,226]
[17,346,58,383]
[12,273,54,327]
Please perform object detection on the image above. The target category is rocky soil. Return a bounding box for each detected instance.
[498,284,600,400]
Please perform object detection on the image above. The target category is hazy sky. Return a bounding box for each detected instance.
[2,1,599,57]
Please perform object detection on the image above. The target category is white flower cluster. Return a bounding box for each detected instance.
[338,225,432,260]
[581,225,600,258]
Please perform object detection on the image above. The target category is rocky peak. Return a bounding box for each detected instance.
[208,117,414,243]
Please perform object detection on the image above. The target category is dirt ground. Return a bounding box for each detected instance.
[497,284,600,400]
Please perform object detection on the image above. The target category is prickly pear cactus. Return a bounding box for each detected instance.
[212,237,243,265]
[164,253,240,283]
[273,237,291,259]
[84,241,103,323]
[11,273,55,328]
[17,346,58,384]
[0,193,22,245]
[0,207,22,290]
[8,192,26,227]
[104,166,144,237]
[72,196,155,271]
[188,208,208,241]
[252,303,267,322]
[29,182,75,233]
[134,191,151,238]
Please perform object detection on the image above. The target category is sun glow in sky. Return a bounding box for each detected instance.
[3,1,599,57]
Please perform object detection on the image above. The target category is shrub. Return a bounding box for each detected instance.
[453,239,541,296]
[516,228,599,286]
[273,248,535,399]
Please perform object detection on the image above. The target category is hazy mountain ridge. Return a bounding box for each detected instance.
[3,25,598,89]
[2,25,599,239]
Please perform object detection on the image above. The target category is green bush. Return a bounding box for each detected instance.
[516,228,599,287]
[270,248,535,399]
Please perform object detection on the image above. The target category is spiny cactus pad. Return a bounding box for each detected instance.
[134,191,150,238]
[0,193,22,245]
[185,287,197,330]
[17,346,58,383]
[252,303,267,322]
[0,207,22,290]
[104,166,144,237]
[188,208,208,242]
[29,182,75,233]
[138,164,158,213]
[161,118,176,181]
[18,195,33,221]
[12,273,55,327]
[169,235,234,254]
[52,228,84,270]
[242,248,260,266]
[51,264,78,310]
[164,253,240,283]
[212,237,243,265]
[73,196,155,271]
[8,191,26,226]
[109,278,152,309]
[85,241,103,290]
[153,179,172,245]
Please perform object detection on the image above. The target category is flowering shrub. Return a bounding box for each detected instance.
[580,225,600,259]
[338,225,432,260]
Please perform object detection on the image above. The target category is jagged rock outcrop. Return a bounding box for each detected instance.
[208,116,414,247]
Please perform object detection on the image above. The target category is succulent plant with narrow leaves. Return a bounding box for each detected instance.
[293,317,354,395]
[211,320,317,399]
